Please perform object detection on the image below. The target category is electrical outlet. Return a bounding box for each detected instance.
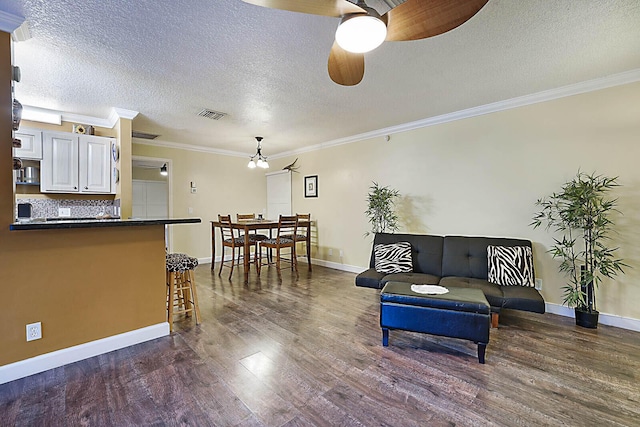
[188,207,193,214]
[26,322,42,341]
[328,248,333,256]
[58,207,71,217]
[535,278,543,290]
[339,250,344,257]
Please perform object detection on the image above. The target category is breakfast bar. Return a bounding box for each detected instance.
[10,217,200,230]
[0,216,200,383]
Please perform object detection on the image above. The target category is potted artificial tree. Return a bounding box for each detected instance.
[365,182,400,236]
[531,171,627,328]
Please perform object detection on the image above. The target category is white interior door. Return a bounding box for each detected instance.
[132,180,147,218]
[266,170,291,220]
[132,180,168,219]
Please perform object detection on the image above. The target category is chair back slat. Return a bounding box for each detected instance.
[277,215,298,242]
[218,214,237,242]
[295,213,310,239]
[237,213,255,221]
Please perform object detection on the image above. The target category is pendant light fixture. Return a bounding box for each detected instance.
[247,136,269,169]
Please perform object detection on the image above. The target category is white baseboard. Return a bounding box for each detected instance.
[309,260,640,332]
[0,323,169,385]
[309,258,363,274]
[200,260,640,332]
[202,256,364,274]
[199,256,213,264]
[545,303,640,332]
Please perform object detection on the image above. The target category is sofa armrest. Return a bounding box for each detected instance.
[501,286,545,314]
[355,268,385,289]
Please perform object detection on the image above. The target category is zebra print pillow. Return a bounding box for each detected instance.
[487,246,534,287]
[374,242,413,274]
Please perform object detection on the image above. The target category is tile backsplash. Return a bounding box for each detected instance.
[16,198,116,219]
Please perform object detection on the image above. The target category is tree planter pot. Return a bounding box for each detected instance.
[575,307,599,329]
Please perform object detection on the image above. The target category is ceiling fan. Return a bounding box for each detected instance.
[241,0,489,86]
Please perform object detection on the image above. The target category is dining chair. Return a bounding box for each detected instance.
[280,213,312,270]
[237,213,269,263]
[218,214,245,279]
[256,215,299,280]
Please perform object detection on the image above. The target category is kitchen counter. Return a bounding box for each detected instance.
[10,217,201,230]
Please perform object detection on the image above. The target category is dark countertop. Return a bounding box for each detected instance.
[10,217,201,231]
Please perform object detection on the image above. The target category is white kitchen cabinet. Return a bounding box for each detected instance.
[13,127,43,160]
[41,132,113,194]
[80,135,113,193]
[41,132,79,192]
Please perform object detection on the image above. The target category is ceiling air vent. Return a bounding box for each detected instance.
[131,131,160,140]
[197,108,227,120]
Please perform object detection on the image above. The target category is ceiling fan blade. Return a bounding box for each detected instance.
[328,42,365,86]
[241,0,364,17]
[384,0,489,41]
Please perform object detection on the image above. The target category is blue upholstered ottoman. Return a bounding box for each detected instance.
[380,281,491,363]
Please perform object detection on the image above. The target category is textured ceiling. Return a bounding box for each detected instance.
[2,0,640,157]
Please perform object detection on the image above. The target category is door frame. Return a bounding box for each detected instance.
[132,155,173,251]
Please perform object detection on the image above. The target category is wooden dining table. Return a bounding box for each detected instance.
[210,218,312,283]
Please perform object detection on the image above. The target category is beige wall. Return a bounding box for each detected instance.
[115,118,133,218]
[131,82,640,321]
[287,82,640,320]
[132,144,268,258]
[132,166,167,181]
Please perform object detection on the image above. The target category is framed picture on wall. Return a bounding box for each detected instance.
[304,175,318,198]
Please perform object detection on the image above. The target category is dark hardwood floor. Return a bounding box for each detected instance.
[2,263,640,426]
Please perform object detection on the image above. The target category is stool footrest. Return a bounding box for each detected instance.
[166,266,201,332]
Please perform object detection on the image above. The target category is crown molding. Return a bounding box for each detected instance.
[274,68,640,159]
[108,107,139,125]
[23,105,139,129]
[134,64,640,159]
[62,111,112,128]
[23,68,640,157]
[0,11,24,33]
[133,138,248,158]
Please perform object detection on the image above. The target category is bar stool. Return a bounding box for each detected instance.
[166,253,201,332]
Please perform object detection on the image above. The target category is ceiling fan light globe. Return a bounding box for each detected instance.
[248,159,257,169]
[335,15,387,53]
[259,159,269,169]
